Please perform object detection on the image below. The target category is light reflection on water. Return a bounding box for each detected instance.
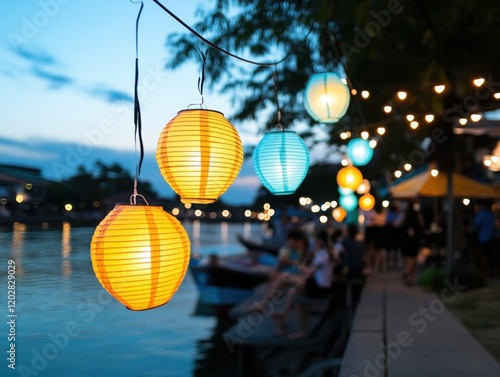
[0,221,263,377]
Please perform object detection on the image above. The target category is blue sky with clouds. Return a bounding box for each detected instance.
[0,0,269,204]
[0,0,338,204]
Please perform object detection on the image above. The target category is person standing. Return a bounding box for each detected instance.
[474,199,497,276]
[401,201,424,286]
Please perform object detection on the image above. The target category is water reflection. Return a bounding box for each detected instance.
[243,221,251,238]
[10,222,25,275]
[61,221,72,276]
[221,221,228,243]
[192,219,201,247]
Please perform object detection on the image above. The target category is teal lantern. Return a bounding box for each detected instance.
[339,193,358,212]
[253,130,310,195]
[346,138,373,166]
[304,72,350,123]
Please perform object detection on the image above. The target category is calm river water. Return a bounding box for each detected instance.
[0,221,263,377]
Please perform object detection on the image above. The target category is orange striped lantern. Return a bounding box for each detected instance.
[156,109,244,204]
[91,204,190,311]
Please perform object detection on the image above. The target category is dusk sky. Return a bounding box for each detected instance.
[0,0,335,204]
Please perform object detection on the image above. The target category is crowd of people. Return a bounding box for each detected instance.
[248,198,499,338]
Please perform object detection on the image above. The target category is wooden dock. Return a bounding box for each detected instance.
[224,280,363,376]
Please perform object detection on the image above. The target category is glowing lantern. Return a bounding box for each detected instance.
[359,193,375,211]
[253,130,310,195]
[332,207,347,222]
[91,204,190,311]
[356,179,371,195]
[346,138,373,166]
[156,109,243,204]
[337,166,363,191]
[339,193,358,212]
[304,72,350,123]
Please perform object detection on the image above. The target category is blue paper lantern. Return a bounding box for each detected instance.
[253,130,310,195]
[339,193,358,212]
[346,138,373,166]
[304,72,350,123]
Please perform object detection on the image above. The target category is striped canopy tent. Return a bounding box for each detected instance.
[390,168,499,198]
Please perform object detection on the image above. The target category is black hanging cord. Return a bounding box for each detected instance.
[150,0,303,67]
[196,46,208,99]
[132,0,145,177]
[272,65,282,126]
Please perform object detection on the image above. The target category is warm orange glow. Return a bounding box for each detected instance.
[359,193,375,211]
[337,166,363,191]
[332,207,347,222]
[156,109,243,204]
[90,205,190,311]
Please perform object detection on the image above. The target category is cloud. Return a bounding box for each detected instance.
[8,45,133,104]
[32,67,73,88]
[89,86,133,103]
[13,46,57,66]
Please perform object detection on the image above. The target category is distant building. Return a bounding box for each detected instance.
[0,164,49,215]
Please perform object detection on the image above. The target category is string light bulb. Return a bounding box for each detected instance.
[459,118,467,125]
[406,114,414,122]
[473,78,485,87]
[397,91,407,100]
[361,131,369,139]
[471,114,481,122]
[434,85,445,94]
[361,90,370,99]
[431,169,439,177]
[410,121,419,129]
[377,127,386,135]
[404,163,412,171]
[494,93,500,99]
[383,105,392,113]
[394,170,402,178]
[425,114,434,123]
[369,140,377,148]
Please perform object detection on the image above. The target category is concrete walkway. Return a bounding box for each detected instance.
[339,272,500,377]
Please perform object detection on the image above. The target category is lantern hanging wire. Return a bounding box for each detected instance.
[150,0,314,67]
[129,0,148,206]
[272,64,283,131]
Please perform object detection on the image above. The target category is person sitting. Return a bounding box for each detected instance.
[273,230,334,338]
[246,229,309,312]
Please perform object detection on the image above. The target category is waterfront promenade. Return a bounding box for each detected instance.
[339,272,500,377]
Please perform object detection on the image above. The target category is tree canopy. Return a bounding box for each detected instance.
[165,0,500,182]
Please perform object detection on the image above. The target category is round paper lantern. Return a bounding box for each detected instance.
[339,193,358,212]
[91,204,190,311]
[332,207,347,222]
[346,138,373,166]
[304,72,350,123]
[253,130,310,195]
[156,109,243,204]
[356,179,371,195]
[337,166,363,191]
[359,193,375,211]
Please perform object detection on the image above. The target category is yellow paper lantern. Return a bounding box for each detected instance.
[156,109,244,204]
[91,204,190,311]
[337,166,363,191]
[332,207,347,222]
[359,193,375,211]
